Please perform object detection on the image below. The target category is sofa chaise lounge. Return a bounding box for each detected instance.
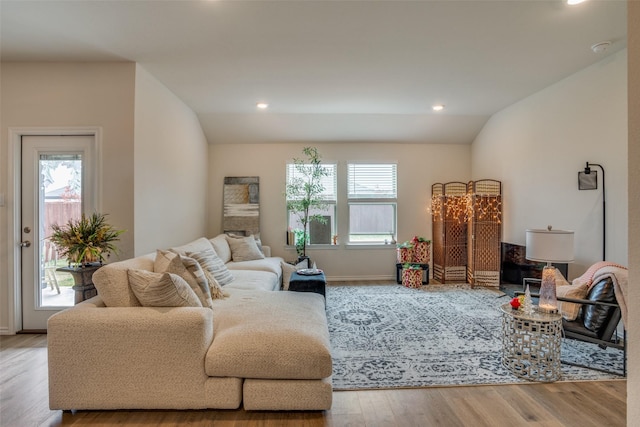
[47,235,333,411]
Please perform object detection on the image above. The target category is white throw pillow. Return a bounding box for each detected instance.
[208,234,231,263]
[127,269,202,307]
[280,259,309,290]
[226,234,265,262]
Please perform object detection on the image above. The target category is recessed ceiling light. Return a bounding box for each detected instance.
[432,104,445,112]
[567,0,587,5]
[256,102,269,109]
[591,41,611,54]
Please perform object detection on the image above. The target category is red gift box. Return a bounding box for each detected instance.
[412,241,430,264]
[402,268,422,288]
[397,247,414,263]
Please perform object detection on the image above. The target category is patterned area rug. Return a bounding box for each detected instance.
[326,284,624,390]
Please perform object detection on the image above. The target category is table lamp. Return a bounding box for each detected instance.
[525,226,575,313]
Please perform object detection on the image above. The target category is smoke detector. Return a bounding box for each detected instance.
[591,41,611,54]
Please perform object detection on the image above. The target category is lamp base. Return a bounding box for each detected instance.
[539,265,559,314]
[537,305,558,314]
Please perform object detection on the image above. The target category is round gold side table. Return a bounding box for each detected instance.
[499,303,562,382]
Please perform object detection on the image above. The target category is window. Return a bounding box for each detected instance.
[286,163,337,244]
[347,163,397,243]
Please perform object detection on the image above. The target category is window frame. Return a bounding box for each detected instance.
[347,163,398,244]
[285,162,337,245]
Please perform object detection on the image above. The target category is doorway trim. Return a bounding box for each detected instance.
[6,127,102,334]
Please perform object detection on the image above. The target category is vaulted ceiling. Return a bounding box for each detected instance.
[0,0,627,144]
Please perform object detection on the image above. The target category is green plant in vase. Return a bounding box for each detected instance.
[285,147,330,260]
[49,213,125,268]
[293,229,307,259]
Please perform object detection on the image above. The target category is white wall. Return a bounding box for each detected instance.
[627,2,639,422]
[209,142,471,280]
[133,65,208,254]
[0,62,209,333]
[0,62,136,333]
[471,49,628,277]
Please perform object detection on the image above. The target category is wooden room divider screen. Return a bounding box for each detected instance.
[466,179,502,287]
[431,180,502,287]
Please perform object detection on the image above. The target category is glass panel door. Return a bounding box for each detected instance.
[39,154,83,308]
[21,134,96,330]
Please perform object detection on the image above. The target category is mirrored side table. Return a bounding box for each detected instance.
[499,303,562,382]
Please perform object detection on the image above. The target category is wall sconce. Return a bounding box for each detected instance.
[578,162,606,261]
[525,227,575,313]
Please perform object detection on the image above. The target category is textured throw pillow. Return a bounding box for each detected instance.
[155,250,213,309]
[280,259,309,290]
[127,269,202,307]
[556,282,589,321]
[227,234,265,262]
[180,256,215,308]
[187,248,234,287]
[226,233,264,254]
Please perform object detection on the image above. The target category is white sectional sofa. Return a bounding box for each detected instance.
[47,235,332,411]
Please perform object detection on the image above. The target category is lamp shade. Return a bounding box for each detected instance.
[525,228,574,263]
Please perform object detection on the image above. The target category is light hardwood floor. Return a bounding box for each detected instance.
[0,333,626,427]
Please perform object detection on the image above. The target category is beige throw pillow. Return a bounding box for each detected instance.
[280,259,309,290]
[187,248,234,287]
[127,269,202,307]
[227,234,265,262]
[554,268,570,287]
[556,282,589,321]
[155,250,213,308]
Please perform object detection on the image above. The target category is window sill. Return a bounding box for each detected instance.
[345,243,397,250]
[284,244,339,250]
[283,244,397,250]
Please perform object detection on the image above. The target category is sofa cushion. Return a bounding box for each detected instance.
[155,250,213,308]
[127,270,202,307]
[209,235,232,263]
[226,257,283,278]
[556,282,589,321]
[243,377,333,411]
[205,289,332,380]
[224,270,280,292]
[226,234,265,262]
[187,248,234,286]
[92,254,155,307]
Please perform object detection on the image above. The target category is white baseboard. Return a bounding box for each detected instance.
[0,326,14,335]
[326,275,395,283]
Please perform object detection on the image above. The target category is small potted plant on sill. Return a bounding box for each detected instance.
[49,212,125,268]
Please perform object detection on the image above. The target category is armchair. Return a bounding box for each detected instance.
[520,276,626,376]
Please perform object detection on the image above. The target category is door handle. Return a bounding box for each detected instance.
[20,240,31,248]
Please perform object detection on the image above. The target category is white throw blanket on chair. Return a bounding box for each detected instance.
[572,261,628,327]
